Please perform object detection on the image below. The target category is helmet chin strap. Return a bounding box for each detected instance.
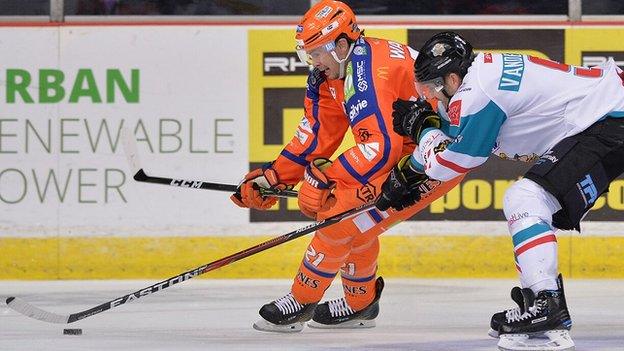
[330,42,355,79]
[441,88,453,100]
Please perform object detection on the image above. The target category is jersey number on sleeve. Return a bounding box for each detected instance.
[527,56,602,78]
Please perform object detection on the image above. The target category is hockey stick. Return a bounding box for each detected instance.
[131,168,298,198]
[5,202,376,324]
[121,127,297,198]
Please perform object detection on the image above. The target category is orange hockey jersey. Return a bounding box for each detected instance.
[273,37,419,189]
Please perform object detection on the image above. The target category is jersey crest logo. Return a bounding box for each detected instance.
[448,100,462,126]
[484,53,493,63]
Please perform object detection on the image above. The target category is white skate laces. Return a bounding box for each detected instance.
[273,293,304,315]
[327,298,355,317]
[505,299,546,323]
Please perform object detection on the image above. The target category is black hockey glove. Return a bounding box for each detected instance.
[392,98,441,143]
[375,156,432,212]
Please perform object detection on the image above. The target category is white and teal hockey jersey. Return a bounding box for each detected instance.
[414,52,624,181]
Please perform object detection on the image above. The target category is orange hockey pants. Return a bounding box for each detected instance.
[291,175,464,311]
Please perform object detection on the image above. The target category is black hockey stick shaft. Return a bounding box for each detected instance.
[133,168,298,198]
[5,202,375,324]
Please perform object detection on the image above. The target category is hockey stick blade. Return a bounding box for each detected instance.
[5,203,375,324]
[5,297,69,324]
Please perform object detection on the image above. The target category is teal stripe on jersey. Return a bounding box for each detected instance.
[409,155,425,172]
[447,100,507,157]
[512,222,552,247]
[439,115,452,135]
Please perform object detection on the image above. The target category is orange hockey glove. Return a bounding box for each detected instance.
[230,164,289,210]
[298,158,337,219]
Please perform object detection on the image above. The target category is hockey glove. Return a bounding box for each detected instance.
[298,158,337,219]
[392,98,441,143]
[231,164,289,210]
[375,155,435,211]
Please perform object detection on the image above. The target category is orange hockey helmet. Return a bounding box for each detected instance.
[295,0,361,65]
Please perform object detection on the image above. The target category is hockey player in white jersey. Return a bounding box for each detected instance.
[375,31,624,351]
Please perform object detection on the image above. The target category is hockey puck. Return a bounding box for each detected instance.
[63,328,82,335]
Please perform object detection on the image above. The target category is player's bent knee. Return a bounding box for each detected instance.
[503,178,561,231]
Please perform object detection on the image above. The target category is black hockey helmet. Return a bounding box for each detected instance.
[415,31,474,83]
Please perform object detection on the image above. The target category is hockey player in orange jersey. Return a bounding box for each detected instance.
[231,0,463,332]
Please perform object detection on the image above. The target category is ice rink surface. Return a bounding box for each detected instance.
[1,279,623,351]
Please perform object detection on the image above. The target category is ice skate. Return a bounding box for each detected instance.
[252,292,317,333]
[308,277,384,329]
[489,274,574,351]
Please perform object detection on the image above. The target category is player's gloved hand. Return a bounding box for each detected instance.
[392,98,441,143]
[298,158,337,219]
[230,164,289,210]
[375,155,435,211]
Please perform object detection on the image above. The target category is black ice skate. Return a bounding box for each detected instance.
[252,292,317,333]
[308,277,384,329]
[489,274,574,351]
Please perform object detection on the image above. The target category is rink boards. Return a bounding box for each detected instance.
[1,23,624,279]
[2,232,624,279]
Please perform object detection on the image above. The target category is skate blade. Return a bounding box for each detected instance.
[252,319,304,333]
[497,330,575,351]
[488,328,500,338]
[308,319,376,329]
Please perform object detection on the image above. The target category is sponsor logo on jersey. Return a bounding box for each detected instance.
[349,99,368,121]
[353,46,367,56]
[388,41,406,59]
[357,142,380,161]
[298,116,313,133]
[484,53,493,63]
[582,51,624,70]
[344,62,355,101]
[357,128,371,142]
[498,53,525,92]
[356,183,377,203]
[295,129,309,145]
[448,99,462,126]
[348,148,361,165]
[457,86,472,94]
[356,60,368,92]
[263,52,310,76]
